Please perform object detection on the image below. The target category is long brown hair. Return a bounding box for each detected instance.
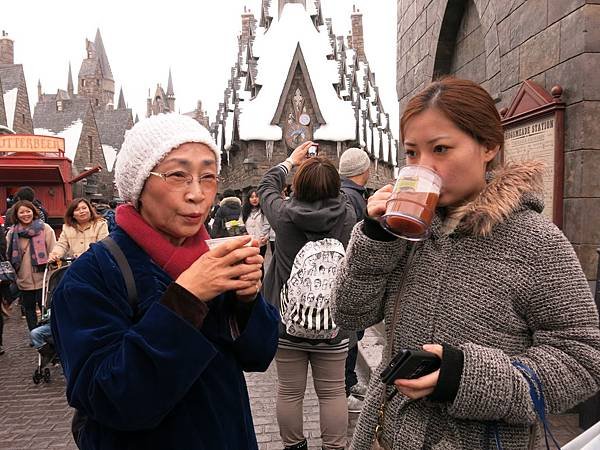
[64,198,100,227]
[11,200,39,225]
[400,77,503,169]
[292,156,340,203]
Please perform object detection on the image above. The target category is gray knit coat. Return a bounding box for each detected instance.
[331,162,600,450]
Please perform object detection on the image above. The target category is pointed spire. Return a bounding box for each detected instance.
[94,28,114,80]
[167,68,174,97]
[37,79,42,101]
[67,62,74,96]
[117,87,126,109]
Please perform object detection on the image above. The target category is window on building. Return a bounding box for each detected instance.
[81,79,85,87]
[96,79,100,86]
[56,101,63,112]
[95,99,99,106]
[88,136,93,161]
[22,114,25,124]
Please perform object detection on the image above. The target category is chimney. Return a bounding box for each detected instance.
[241,8,255,47]
[0,31,15,65]
[351,6,366,62]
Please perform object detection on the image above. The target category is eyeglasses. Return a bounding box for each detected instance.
[148,170,221,191]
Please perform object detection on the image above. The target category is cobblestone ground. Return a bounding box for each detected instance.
[0,304,358,450]
[0,304,585,450]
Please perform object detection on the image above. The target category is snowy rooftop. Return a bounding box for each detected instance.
[34,119,83,161]
[3,88,18,130]
[239,3,355,141]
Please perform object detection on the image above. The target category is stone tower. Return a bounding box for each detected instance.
[77,29,115,110]
[166,69,175,112]
[0,31,14,65]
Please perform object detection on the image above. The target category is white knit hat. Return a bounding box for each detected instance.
[339,147,371,178]
[114,113,221,207]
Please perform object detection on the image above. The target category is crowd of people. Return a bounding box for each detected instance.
[1,77,599,450]
[0,188,117,356]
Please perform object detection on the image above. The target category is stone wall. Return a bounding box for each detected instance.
[397,0,600,284]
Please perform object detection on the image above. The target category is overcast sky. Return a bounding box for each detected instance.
[3,0,398,136]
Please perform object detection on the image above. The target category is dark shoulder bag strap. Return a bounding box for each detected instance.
[101,236,138,313]
[71,236,139,448]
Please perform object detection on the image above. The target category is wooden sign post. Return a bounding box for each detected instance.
[500,81,565,228]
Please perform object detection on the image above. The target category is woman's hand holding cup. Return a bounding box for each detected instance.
[176,236,263,303]
[367,184,394,218]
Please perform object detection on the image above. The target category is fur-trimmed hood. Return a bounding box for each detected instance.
[442,161,545,237]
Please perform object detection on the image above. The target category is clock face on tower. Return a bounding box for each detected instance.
[284,88,312,152]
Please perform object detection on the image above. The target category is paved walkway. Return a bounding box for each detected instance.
[0,304,358,450]
[0,298,586,449]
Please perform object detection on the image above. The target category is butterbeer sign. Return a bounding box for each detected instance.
[500,81,565,227]
[0,135,65,153]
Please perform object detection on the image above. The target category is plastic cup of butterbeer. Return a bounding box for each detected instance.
[380,165,442,241]
[205,236,252,251]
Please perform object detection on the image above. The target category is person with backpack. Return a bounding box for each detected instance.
[102,200,118,233]
[50,113,279,450]
[258,141,356,450]
[4,186,49,227]
[211,189,246,238]
[338,147,372,413]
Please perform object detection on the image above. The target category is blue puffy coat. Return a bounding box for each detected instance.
[51,228,279,449]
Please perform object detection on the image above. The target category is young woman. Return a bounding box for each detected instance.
[242,190,271,258]
[49,198,109,261]
[331,77,600,450]
[259,141,356,450]
[6,200,56,333]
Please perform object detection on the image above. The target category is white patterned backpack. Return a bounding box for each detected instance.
[279,238,345,340]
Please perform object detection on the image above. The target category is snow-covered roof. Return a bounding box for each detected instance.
[239,3,355,141]
[224,113,234,150]
[3,88,18,130]
[34,119,83,161]
[102,144,117,172]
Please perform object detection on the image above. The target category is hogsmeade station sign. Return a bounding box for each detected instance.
[0,134,65,153]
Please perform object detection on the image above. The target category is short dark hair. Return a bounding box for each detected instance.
[11,200,39,224]
[15,186,35,202]
[223,189,236,198]
[108,200,117,209]
[64,198,100,227]
[292,156,340,203]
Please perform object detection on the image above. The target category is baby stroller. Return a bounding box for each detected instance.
[32,258,73,384]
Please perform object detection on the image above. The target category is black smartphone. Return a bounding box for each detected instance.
[380,349,441,385]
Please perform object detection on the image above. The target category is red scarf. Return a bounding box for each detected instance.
[115,204,209,280]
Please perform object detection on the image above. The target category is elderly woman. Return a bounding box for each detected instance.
[49,197,108,261]
[51,113,279,450]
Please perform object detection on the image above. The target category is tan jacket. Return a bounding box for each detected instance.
[51,219,109,260]
[7,223,56,291]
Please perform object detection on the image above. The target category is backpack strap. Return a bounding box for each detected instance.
[101,236,138,315]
